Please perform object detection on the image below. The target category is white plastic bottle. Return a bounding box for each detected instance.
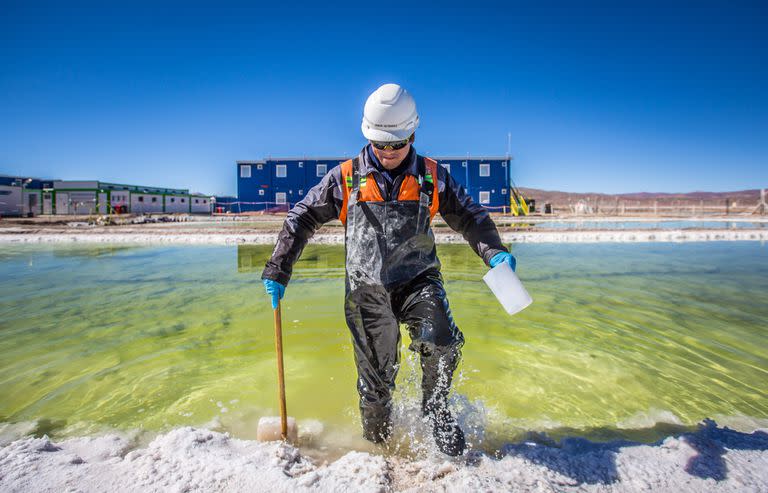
[483,261,533,315]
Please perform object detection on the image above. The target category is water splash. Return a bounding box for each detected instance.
[385,348,490,460]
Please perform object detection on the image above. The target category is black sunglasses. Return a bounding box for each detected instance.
[370,138,410,151]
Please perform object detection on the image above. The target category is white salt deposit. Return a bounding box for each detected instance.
[1,421,766,492]
[0,228,766,244]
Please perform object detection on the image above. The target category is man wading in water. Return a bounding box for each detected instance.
[262,83,516,456]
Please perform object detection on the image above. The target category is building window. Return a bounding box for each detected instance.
[298,189,303,195]
[316,164,327,176]
[138,196,144,202]
[181,198,185,203]
[298,162,303,168]
[258,189,265,196]
[276,165,287,178]
[275,192,287,204]
[479,164,490,177]
[501,188,507,195]
[203,200,207,204]
[479,191,490,204]
[257,164,263,170]
[151,197,157,202]
[195,199,199,204]
[240,165,251,178]
[171,197,175,203]
[441,163,451,173]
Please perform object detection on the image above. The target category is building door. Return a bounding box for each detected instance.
[56,193,69,215]
[27,193,38,216]
[71,192,96,214]
[98,193,108,214]
[43,193,52,214]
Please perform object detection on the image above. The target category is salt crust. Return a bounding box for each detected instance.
[0,229,767,244]
[1,423,766,492]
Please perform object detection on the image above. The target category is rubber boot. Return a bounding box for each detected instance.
[361,403,393,444]
[423,397,466,456]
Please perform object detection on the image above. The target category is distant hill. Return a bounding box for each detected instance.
[515,188,763,214]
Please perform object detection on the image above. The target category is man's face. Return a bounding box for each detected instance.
[371,137,413,170]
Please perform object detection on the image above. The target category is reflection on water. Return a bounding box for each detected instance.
[0,242,766,453]
[51,245,143,258]
[237,245,268,273]
[237,245,343,276]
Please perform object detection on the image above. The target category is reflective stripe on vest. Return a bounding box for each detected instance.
[339,157,439,225]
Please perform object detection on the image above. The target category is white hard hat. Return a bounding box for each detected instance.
[361,83,419,141]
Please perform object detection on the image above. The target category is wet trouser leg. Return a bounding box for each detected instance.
[345,270,464,446]
[393,269,467,455]
[344,284,401,442]
[391,270,465,419]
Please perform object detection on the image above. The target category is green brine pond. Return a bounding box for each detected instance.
[1,242,767,456]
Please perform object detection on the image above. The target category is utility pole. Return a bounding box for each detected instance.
[18,178,32,216]
[506,132,512,214]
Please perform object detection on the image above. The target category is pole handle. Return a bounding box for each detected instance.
[274,300,288,440]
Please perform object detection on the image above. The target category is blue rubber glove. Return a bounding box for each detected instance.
[262,279,286,310]
[490,252,516,272]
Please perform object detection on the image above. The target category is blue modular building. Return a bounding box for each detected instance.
[236,156,511,213]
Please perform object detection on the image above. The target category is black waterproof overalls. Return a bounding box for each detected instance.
[343,156,465,442]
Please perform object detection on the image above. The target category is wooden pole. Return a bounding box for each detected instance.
[273,301,288,440]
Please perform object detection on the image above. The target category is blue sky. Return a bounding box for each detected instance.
[1,1,766,195]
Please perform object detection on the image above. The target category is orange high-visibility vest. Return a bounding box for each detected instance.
[339,157,440,225]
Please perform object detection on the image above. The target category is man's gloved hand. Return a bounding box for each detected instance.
[490,252,516,272]
[262,279,286,310]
